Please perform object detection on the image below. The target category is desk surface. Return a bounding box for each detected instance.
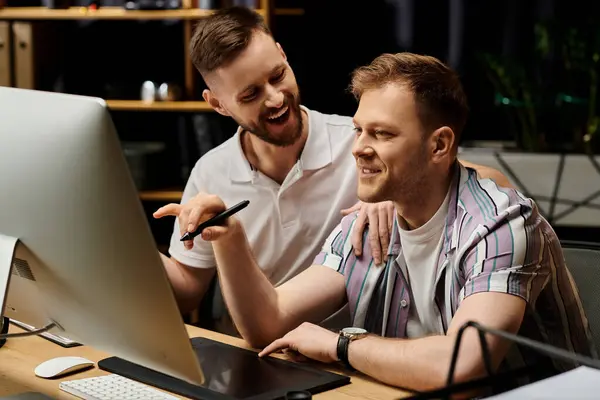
[0,323,409,400]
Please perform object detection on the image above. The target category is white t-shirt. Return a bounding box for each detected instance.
[398,188,451,338]
[168,106,358,287]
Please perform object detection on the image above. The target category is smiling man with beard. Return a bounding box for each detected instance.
[153,7,388,336]
[153,7,514,338]
[236,91,303,147]
[172,51,596,394]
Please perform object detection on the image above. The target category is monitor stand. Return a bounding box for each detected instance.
[0,234,18,348]
[0,234,18,319]
[0,234,60,345]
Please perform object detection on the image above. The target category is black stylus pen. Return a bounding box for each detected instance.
[180,200,250,241]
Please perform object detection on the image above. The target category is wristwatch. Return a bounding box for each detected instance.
[337,327,368,370]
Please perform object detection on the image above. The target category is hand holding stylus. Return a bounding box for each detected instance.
[153,193,249,250]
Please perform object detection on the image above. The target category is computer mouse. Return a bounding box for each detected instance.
[34,356,95,379]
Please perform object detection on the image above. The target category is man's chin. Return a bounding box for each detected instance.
[357,189,386,204]
[264,129,301,147]
[262,120,302,147]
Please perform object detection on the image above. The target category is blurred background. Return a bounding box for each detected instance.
[0,0,598,252]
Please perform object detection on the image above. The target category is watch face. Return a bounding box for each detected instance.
[342,327,368,335]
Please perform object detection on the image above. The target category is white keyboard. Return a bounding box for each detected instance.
[59,374,181,400]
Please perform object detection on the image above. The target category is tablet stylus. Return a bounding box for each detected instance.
[180,200,250,241]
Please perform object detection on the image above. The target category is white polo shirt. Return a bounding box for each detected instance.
[168,106,358,286]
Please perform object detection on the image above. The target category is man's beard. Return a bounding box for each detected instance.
[238,92,303,147]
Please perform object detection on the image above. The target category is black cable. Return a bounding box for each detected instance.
[0,321,57,339]
[0,317,8,349]
[448,321,600,385]
[397,320,600,399]
[493,152,533,200]
[547,153,565,223]
[403,365,534,400]
[552,188,600,223]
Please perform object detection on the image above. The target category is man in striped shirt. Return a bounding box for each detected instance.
[183,52,596,392]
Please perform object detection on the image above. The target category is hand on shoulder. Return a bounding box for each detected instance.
[341,200,395,265]
[460,160,515,189]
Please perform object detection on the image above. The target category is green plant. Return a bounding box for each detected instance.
[479,52,542,151]
[479,19,600,154]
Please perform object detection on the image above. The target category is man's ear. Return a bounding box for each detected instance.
[430,126,455,163]
[276,42,287,61]
[202,89,230,117]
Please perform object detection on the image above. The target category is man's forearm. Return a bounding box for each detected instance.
[348,334,485,392]
[161,253,197,312]
[160,253,213,314]
[211,225,286,347]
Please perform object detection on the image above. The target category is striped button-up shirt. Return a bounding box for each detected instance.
[314,163,596,382]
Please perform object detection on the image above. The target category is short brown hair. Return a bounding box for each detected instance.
[350,53,469,139]
[189,7,271,75]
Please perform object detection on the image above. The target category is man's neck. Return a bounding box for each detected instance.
[242,108,309,185]
[394,169,454,231]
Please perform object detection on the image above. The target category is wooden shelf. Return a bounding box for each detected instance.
[273,8,304,16]
[139,190,183,202]
[0,6,266,21]
[106,100,213,112]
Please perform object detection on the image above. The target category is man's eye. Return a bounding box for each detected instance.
[271,70,285,82]
[241,91,257,102]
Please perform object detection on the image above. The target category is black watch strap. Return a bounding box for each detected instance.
[336,334,353,370]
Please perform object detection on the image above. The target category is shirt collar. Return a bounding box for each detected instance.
[228,127,254,183]
[228,105,333,183]
[446,161,468,252]
[298,106,333,171]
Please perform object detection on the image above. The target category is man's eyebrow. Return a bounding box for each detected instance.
[373,123,398,131]
[351,120,401,134]
[271,64,285,73]
[239,83,257,97]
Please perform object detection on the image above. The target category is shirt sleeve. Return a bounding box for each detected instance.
[313,214,357,273]
[167,163,217,269]
[460,188,552,305]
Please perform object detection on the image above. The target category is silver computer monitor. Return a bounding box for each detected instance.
[0,86,204,386]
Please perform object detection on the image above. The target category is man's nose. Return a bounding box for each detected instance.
[264,85,284,109]
[352,133,373,159]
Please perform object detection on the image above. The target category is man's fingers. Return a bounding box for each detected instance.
[258,338,288,358]
[387,202,395,231]
[186,207,206,233]
[378,207,390,262]
[153,203,181,219]
[178,208,192,239]
[341,201,361,216]
[283,349,309,362]
[367,207,382,265]
[201,226,228,241]
[351,209,368,257]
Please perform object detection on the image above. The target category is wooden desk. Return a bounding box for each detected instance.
[0,324,409,399]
